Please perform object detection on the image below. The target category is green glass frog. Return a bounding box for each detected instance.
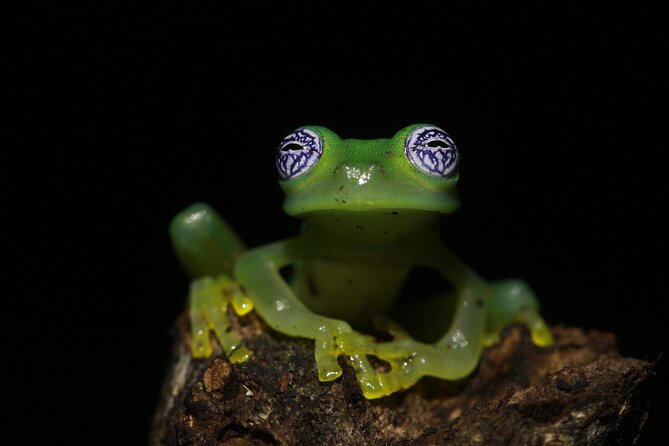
[170,124,553,399]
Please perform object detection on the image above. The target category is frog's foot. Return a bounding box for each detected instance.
[337,329,480,399]
[346,282,554,398]
[486,279,554,347]
[336,289,489,398]
[308,319,400,392]
[189,275,254,362]
[332,318,430,399]
[346,350,424,399]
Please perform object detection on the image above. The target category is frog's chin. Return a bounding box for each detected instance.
[283,194,460,218]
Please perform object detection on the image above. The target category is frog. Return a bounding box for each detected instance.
[169,124,553,399]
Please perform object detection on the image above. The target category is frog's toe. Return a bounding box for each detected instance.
[204,300,250,361]
[333,331,427,398]
[189,275,252,362]
[523,312,554,347]
[316,326,360,381]
[348,352,425,399]
[482,331,501,348]
[189,303,213,358]
[316,354,343,381]
[348,353,393,398]
[228,345,252,363]
[218,276,254,316]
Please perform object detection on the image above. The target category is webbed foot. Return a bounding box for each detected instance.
[335,323,433,399]
[189,275,254,362]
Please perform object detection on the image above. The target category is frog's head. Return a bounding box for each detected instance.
[277,125,461,239]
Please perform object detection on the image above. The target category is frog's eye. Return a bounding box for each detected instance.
[405,125,458,178]
[276,128,323,180]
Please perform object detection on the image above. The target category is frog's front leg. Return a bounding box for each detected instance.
[340,247,553,398]
[170,203,253,362]
[234,239,356,381]
[340,283,489,398]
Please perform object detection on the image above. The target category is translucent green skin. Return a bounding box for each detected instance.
[170,124,553,399]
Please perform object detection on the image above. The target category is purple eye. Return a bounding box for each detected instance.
[405,125,458,178]
[276,128,322,180]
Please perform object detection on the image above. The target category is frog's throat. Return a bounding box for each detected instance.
[296,209,445,243]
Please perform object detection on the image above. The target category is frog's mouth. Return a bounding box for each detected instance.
[283,188,460,242]
[282,190,460,218]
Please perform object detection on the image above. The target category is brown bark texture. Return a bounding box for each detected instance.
[150,310,652,446]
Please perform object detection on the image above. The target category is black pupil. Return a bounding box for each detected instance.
[426,140,449,148]
[282,143,304,151]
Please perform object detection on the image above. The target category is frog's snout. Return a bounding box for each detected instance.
[334,163,384,188]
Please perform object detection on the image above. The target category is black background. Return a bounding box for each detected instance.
[8,2,667,444]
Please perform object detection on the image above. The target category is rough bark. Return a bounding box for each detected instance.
[150,310,652,446]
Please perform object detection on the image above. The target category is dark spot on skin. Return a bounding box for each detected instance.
[341,200,347,203]
[355,224,365,231]
[384,230,389,235]
[392,211,398,215]
[476,299,484,307]
[384,150,392,156]
[379,166,385,173]
[239,285,247,295]
[339,185,344,191]
[346,278,353,286]
[381,211,399,216]
[335,218,342,222]
[334,198,340,202]
[307,277,319,297]
[225,326,232,333]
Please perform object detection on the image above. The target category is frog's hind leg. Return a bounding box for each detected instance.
[485,279,553,347]
[170,202,253,361]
